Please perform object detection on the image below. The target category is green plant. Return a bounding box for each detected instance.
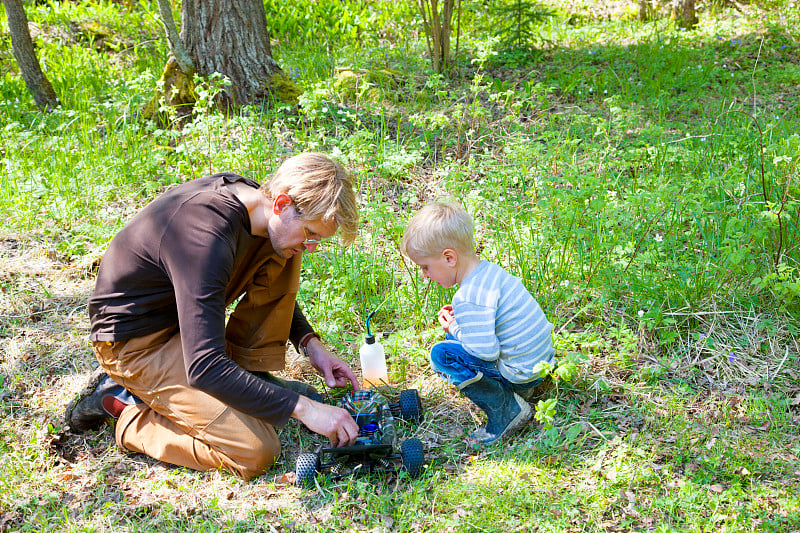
[2,1,799,531]
[491,0,553,49]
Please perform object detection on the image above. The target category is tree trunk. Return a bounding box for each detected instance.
[155,0,194,74]
[180,0,300,107]
[673,0,698,29]
[638,0,652,21]
[418,0,456,73]
[2,0,59,109]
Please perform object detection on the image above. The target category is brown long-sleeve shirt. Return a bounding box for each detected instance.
[89,173,314,426]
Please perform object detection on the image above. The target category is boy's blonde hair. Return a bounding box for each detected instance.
[401,202,475,258]
[262,152,359,245]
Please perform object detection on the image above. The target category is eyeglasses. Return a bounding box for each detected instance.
[293,202,325,250]
[302,226,322,247]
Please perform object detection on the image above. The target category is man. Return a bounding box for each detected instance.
[65,152,361,480]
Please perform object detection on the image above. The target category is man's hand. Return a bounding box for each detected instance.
[305,336,360,391]
[437,304,455,333]
[292,395,359,448]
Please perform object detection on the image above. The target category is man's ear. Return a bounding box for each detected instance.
[272,193,293,215]
[442,248,458,266]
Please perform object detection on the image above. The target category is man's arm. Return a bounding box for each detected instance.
[160,196,302,425]
[288,302,315,349]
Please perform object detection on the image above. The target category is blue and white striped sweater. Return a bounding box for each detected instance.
[448,260,554,383]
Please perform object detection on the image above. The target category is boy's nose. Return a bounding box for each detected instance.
[303,242,319,253]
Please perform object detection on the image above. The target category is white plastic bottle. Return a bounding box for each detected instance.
[359,334,388,388]
[359,312,388,388]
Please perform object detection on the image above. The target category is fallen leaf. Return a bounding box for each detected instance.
[605,466,618,481]
[542,455,560,466]
[278,472,296,485]
[59,471,79,482]
[709,484,724,493]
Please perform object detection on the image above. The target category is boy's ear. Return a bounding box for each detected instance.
[442,248,458,266]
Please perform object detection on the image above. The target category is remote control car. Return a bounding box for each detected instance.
[295,388,425,488]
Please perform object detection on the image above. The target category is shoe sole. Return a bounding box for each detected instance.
[64,365,108,431]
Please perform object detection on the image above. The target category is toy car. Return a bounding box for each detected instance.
[295,388,425,488]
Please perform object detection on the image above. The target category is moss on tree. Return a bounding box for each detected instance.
[268,72,302,106]
[141,57,197,125]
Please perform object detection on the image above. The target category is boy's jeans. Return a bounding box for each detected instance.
[430,334,543,392]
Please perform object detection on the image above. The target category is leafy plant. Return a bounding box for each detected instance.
[1,1,799,531]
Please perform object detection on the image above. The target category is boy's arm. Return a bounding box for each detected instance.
[450,301,500,361]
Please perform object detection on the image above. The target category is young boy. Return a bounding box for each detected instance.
[401,202,555,444]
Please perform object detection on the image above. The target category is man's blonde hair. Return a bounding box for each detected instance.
[262,152,359,245]
[401,202,475,258]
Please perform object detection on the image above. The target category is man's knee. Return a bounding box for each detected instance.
[234,437,282,481]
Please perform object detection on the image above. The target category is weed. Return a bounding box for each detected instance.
[1,0,799,531]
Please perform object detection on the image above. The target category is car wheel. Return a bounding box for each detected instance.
[399,389,423,423]
[401,438,424,477]
[295,452,320,488]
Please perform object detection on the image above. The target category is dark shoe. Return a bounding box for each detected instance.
[64,367,138,432]
[252,371,322,402]
[458,372,532,444]
[512,374,555,404]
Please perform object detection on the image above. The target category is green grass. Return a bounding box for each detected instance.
[1,0,799,531]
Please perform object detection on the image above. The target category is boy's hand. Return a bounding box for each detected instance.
[438,305,455,333]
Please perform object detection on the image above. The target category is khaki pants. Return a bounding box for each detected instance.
[93,327,281,480]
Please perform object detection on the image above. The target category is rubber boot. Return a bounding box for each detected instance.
[251,371,323,402]
[458,372,532,444]
[65,366,141,432]
[511,374,555,404]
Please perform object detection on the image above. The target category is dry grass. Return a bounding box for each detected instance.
[3,228,798,531]
[1,233,490,530]
[630,302,800,391]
